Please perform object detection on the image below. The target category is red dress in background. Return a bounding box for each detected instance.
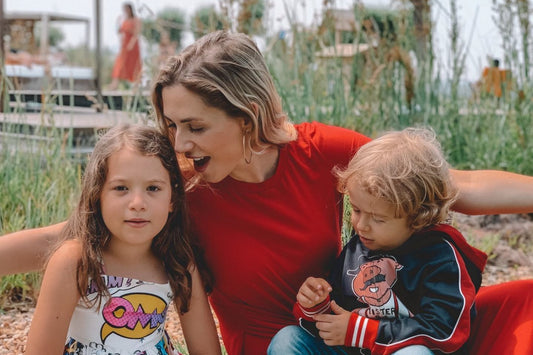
[111,18,142,83]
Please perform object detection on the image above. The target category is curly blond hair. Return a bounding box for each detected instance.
[336,128,458,231]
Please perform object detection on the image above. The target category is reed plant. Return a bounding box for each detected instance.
[0,121,83,307]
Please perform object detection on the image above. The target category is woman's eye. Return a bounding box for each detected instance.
[114,185,128,191]
[165,118,176,128]
[189,125,204,133]
[147,185,160,192]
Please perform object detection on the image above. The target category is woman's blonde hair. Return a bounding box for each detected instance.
[336,128,458,231]
[152,30,296,166]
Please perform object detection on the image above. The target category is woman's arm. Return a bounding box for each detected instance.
[127,18,141,51]
[0,222,66,276]
[25,240,81,354]
[451,169,533,215]
[178,265,222,355]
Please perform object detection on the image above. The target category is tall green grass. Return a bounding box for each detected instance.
[0,123,83,306]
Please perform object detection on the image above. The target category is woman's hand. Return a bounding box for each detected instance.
[126,38,137,51]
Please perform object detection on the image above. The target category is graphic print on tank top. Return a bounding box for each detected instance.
[64,275,178,355]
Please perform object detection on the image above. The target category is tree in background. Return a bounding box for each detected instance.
[315,3,416,108]
[191,5,227,40]
[141,7,185,76]
[142,7,186,48]
[34,24,65,49]
[358,5,415,107]
[408,0,431,64]
[516,0,530,82]
[217,0,266,35]
[237,0,266,35]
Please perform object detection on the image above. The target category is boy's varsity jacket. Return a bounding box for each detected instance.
[294,224,487,355]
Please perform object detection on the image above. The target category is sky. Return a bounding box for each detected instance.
[4,0,505,81]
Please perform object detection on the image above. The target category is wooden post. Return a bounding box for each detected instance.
[0,0,4,62]
[40,13,49,57]
[94,0,104,111]
[410,0,431,64]
[0,0,6,113]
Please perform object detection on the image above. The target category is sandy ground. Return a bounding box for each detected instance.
[1,213,532,354]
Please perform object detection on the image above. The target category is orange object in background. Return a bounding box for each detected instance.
[481,59,512,98]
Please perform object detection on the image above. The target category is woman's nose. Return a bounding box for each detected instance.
[173,128,194,153]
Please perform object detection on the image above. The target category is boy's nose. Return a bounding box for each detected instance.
[356,215,370,232]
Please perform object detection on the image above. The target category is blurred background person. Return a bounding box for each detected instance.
[107,2,142,90]
[156,29,177,70]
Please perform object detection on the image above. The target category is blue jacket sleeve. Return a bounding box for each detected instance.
[372,239,478,354]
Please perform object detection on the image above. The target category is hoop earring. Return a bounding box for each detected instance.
[242,134,252,164]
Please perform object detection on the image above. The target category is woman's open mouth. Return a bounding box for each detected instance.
[193,157,210,172]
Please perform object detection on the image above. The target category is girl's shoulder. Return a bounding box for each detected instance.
[54,239,82,256]
[39,240,83,299]
[47,239,82,272]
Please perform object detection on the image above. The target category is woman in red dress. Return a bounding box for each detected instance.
[108,3,142,90]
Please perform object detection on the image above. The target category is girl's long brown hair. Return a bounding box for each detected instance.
[60,124,194,313]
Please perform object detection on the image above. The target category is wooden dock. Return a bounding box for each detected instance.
[8,89,152,111]
[0,106,150,155]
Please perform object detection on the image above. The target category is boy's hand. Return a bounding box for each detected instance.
[313,301,352,346]
[297,277,332,308]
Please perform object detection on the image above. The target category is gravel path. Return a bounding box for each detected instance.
[0,304,223,354]
[1,213,532,354]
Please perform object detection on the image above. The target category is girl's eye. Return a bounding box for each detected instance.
[372,217,385,223]
[114,185,128,191]
[147,185,160,192]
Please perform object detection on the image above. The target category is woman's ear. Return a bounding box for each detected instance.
[241,119,252,132]
[240,103,258,133]
[250,102,259,118]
